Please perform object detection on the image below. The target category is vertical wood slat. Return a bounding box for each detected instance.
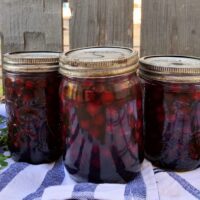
[0,0,63,53]
[141,0,200,57]
[0,34,3,80]
[69,0,133,49]
[0,34,3,67]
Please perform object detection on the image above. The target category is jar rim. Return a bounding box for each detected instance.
[139,55,200,83]
[59,46,139,78]
[3,51,60,73]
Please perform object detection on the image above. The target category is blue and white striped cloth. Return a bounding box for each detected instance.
[0,158,158,200]
[154,167,200,200]
[1,103,200,200]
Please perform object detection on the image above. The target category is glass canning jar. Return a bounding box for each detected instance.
[139,55,200,171]
[3,52,64,164]
[59,47,143,183]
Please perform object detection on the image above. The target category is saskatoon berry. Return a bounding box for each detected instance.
[25,80,34,89]
[101,91,115,105]
[86,103,101,116]
[80,119,90,130]
[93,114,105,126]
[84,90,97,102]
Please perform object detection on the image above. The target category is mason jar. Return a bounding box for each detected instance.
[3,52,64,164]
[139,55,200,171]
[59,47,143,183]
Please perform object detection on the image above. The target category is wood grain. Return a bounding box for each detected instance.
[0,0,63,53]
[141,0,200,57]
[69,0,133,49]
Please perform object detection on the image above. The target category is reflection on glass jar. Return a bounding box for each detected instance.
[60,47,143,183]
[3,52,64,164]
[139,55,200,171]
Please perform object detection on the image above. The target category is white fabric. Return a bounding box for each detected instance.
[154,167,200,200]
[42,160,159,200]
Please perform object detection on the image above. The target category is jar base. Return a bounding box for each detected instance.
[145,154,200,172]
[11,150,64,164]
[65,164,142,184]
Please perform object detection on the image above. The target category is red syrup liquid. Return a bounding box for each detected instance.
[4,71,65,164]
[60,73,144,183]
[143,78,200,171]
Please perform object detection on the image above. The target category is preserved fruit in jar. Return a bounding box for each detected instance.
[139,55,200,171]
[3,52,64,164]
[60,47,143,183]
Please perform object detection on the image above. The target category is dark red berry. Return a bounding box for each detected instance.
[86,103,101,116]
[80,119,90,130]
[101,91,115,105]
[84,90,96,102]
[93,114,105,126]
[193,92,200,101]
[129,116,136,128]
[134,131,141,143]
[89,128,101,139]
[137,99,142,110]
[16,79,24,86]
[83,80,93,88]
[23,94,32,103]
[170,84,182,93]
[16,88,23,97]
[25,80,34,89]
[136,120,142,130]
[94,84,105,93]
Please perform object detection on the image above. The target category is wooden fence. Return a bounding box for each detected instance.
[0,0,200,60]
[0,0,63,53]
[69,0,133,49]
[141,0,200,57]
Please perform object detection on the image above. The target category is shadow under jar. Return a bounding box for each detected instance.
[139,55,200,171]
[3,52,64,164]
[59,47,144,183]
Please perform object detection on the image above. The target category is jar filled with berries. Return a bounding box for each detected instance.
[139,55,200,171]
[3,52,64,164]
[59,47,143,183]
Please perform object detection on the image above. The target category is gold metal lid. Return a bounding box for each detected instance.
[59,46,139,78]
[139,55,200,83]
[3,51,60,73]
